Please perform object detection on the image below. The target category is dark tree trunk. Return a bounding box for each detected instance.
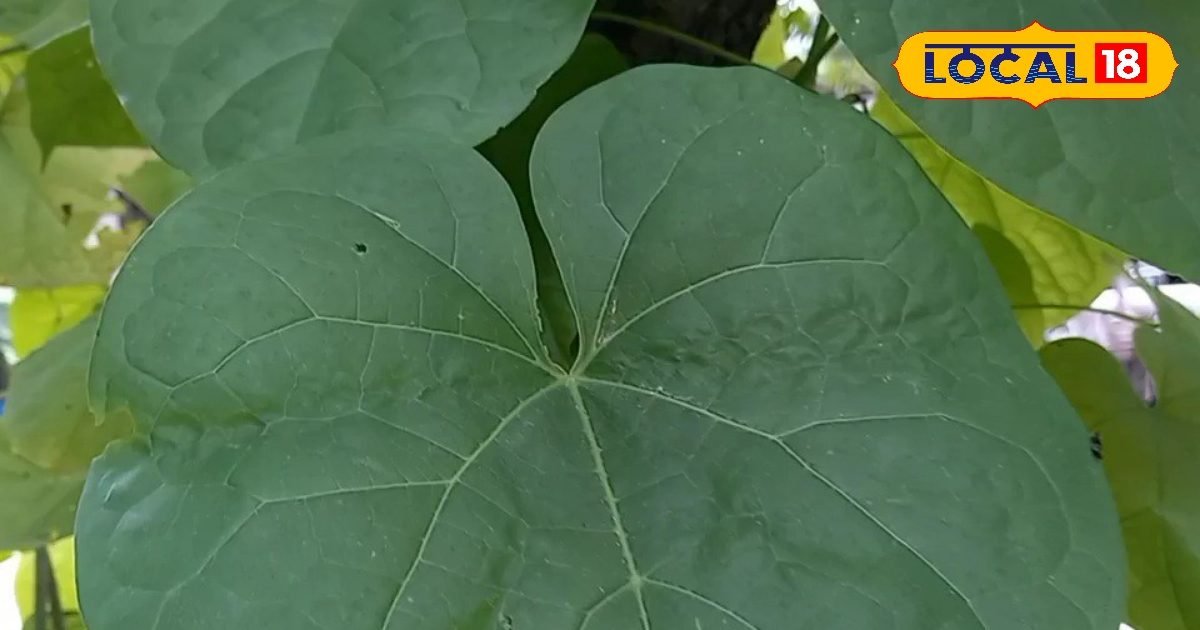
[594,0,778,66]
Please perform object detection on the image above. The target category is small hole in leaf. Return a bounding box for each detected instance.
[354,243,367,254]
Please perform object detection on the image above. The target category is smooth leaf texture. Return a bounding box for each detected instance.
[0,134,93,287]
[11,285,106,358]
[969,225,1041,342]
[871,93,1122,341]
[3,316,133,473]
[0,430,83,550]
[26,27,143,157]
[1042,294,1200,630]
[478,33,626,363]
[89,0,596,176]
[80,66,1122,629]
[820,0,1200,281]
[0,0,86,48]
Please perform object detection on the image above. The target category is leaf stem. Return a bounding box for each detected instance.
[589,10,756,67]
[34,548,45,630]
[1011,303,1156,326]
[34,547,66,630]
[793,16,839,89]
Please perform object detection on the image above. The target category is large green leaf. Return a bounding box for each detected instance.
[3,316,133,473]
[871,93,1122,341]
[0,0,86,48]
[79,66,1122,629]
[820,0,1200,281]
[89,0,597,176]
[1041,294,1200,630]
[478,33,626,364]
[26,27,143,157]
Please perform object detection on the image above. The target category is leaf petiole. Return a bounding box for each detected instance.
[793,16,840,89]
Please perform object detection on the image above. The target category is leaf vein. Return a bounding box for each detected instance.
[581,378,987,629]
[568,383,651,630]
[379,381,561,626]
[589,258,884,361]
[336,194,540,361]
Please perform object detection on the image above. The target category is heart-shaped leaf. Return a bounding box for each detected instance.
[89,0,596,175]
[479,33,627,363]
[80,66,1123,629]
[820,0,1200,280]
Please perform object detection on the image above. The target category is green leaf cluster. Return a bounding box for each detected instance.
[0,6,191,620]
[1043,291,1200,630]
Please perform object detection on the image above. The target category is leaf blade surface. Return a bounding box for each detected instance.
[89,0,597,175]
[80,66,1124,629]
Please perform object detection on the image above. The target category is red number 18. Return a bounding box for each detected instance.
[1095,43,1147,83]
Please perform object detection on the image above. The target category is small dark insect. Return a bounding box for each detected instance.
[61,203,72,219]
[1090,432,1103,460]
[500,614,514,630]
[354,242,368,254]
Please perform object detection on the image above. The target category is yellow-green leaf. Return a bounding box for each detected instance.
[3,316,133,473]
[1041,291,1200,629]
[0,82,156,287]
[11,285,105,358]
[0,432,82,550]
[873,92,1122,342]
[752,10,791,68]
[0,36,26,94]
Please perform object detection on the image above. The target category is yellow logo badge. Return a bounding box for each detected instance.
[893,22,1178,107]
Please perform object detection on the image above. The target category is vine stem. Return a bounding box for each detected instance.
[589,10,757,67]
[794,18,840,88]
[34,547,66,630]
[1011,304,1156,326]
